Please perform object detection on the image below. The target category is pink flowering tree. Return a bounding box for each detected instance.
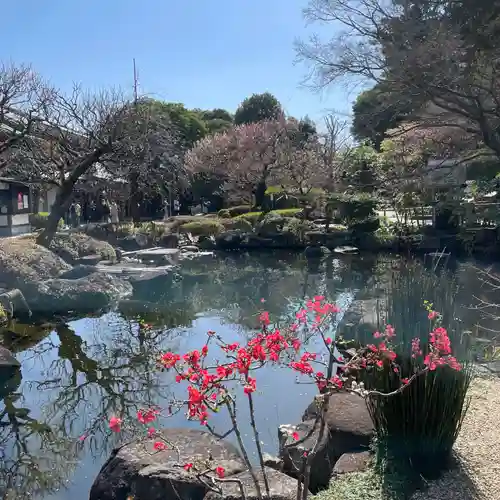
[185,119,326,207]
[104,297,465,500]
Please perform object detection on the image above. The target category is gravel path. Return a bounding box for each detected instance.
[411,375,500,500]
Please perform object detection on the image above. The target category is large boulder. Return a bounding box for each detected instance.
[204,467,302,500]
[332,451,371,476]
[302,392,374,459]
[278,420,333,492]
[0,237,71,289]
[0,346,20,370]
[26,272,132,316]
[48,233,116,264]
[89,428,246,500]
[215,230,246,250]
[256,214,288,237]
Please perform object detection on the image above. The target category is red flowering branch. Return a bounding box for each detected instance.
[100,296,462,500]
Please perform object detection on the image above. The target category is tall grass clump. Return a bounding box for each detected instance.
[363,258,473,479]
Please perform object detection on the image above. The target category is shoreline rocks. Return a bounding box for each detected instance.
[89,428,247,500]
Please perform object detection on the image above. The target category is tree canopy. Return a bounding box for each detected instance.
[297,0,500,159]
[234,92,284,125]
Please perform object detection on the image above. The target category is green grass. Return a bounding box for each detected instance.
[313,469,407,500]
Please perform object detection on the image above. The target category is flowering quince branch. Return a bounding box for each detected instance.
[99,296,462,500]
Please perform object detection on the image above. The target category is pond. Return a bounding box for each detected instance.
[0,251,498,499]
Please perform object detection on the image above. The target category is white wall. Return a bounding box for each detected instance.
[38,187,58,213]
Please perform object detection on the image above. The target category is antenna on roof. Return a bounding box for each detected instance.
[133,58,139,105]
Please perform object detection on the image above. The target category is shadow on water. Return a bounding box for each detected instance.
[0,251,499,499]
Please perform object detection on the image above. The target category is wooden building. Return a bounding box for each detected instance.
[0,177,32,236]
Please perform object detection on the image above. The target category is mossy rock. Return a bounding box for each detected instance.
[220,218,253,232]
[178,220,224,237]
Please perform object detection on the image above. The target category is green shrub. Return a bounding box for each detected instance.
[179,219,224,237]
[327,193,378,223]
[227,205,252,217]
[29,212,64,230]
[282,218,317,243]
[349,216,380,233]
[218,209,231,219]
[235,211,264,225]
[220,218,253,232]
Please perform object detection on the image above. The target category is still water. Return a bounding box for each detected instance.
[0,252,496,499]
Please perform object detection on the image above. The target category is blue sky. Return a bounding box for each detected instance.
[3,0,356,125]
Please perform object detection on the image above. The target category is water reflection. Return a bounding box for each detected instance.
[0,252,499,499]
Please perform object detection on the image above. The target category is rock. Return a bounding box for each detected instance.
[302,392,373,460]
[278,420,333,492]
[304,246,330,258]
[117,235,142,252]
[204,467,301,500]
[0,346,20,369]
[257,214,288,237]
[99,260,115,266]
[159,233,179,248]
[263,453,284,472]
[135,233,150,248]
[48,233,116,264]
[0,237,71,289]
[334,246,359,254]
[216,230,245,250]
[332,451,371,476]
[198,236,216,250]
[180,245,200,253]
[76,254,102,266]
[26,272,132,316]
[58,265,99,280]
[89,428,246,500]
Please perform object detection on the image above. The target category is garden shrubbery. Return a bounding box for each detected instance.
[178,219,224,237]
[220,217,253,233]
[29,212,64,230]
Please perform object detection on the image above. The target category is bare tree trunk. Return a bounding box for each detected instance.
[36,149,106,247]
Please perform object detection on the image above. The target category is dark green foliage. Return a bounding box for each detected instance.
[349,216,380,234]
[144,100,207,149]
[327,193,378,223]
[351,83,417,150]
[234,92,283,125]
[196,108,234,134]
[361,260,473,478]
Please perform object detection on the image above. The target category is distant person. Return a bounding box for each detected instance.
[173,199,180,216]
[74,202,81,227]
[110,201,119,225]
[69,203,76,228]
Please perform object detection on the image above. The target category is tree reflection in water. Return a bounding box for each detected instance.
[0,312,187,499]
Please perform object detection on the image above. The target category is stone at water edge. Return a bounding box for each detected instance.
[332,451,372,476]
[0,346,20,369]
[334,246,359,254]
[304,246,331,258]
[278,420,334,493]
[301,392,373,460]
[89,428,246,500]
[203,466,304,500]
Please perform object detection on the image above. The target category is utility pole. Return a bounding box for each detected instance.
[133,58,138,105]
